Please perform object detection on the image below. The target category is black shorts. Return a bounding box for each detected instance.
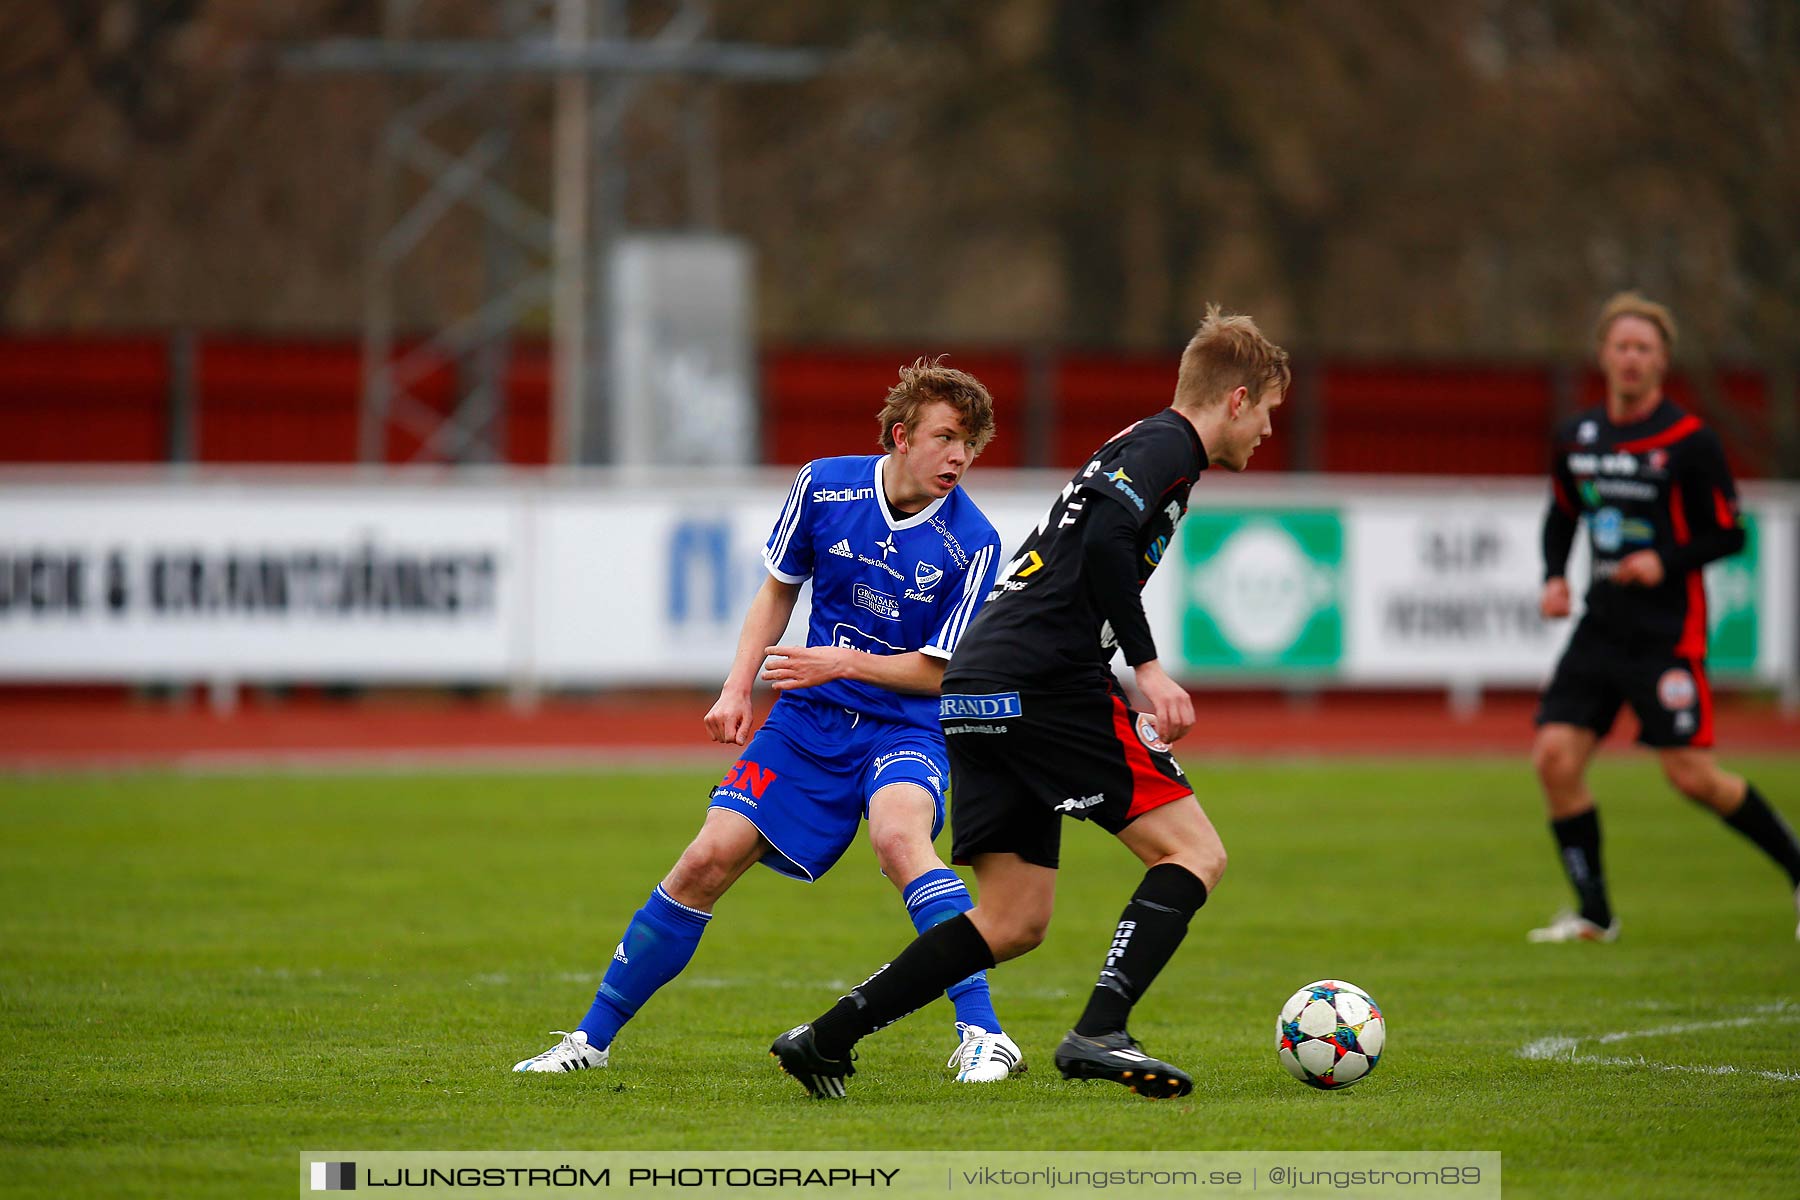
[940,680,1193,870]
[1535,620,1714,748]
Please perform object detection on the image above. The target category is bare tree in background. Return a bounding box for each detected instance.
[1604,0,1800,473]
[0,1,205,315]
[0,0,1793,473]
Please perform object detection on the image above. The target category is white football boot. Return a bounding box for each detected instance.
[1527,910,1620,943]
[945,1023,1025,1083]
[513,1030,608,1073]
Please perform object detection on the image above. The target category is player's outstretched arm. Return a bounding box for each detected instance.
[760,646,947,696]
[704,575,803,745]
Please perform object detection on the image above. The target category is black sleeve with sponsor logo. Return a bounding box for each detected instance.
[1078,418,1197,527]
[1543,441,1580,581]
[1080,497,1159,667]
[1661,429,1745,575]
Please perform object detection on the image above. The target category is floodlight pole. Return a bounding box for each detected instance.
[551,0,589,468]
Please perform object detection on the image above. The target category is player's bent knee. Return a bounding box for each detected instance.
[988,919,1048,962]
[868,825,929,874]
[1661,761,1716,805]
[663,856,731,908]
[1204,843,1228,887]
[1532,737,1580,787]
[969,907,1050,962]
[666,831,761,906]
[1166,844,1226,891]
[1160,815,1228,888]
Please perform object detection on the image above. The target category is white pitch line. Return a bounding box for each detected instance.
[1561,1053,1800,1084]
[1516,1003,1800,1083]
[1592,1005,1797,1046]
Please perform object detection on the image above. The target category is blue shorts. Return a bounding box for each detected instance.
[708,695,948,881]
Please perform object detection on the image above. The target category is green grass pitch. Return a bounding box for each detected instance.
[4,757,1798,1198]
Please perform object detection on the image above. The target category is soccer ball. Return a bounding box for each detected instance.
[1277,979,1385,1089]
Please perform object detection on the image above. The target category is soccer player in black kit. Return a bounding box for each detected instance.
[1530,292,1800,943]
[770,306,1291,1100]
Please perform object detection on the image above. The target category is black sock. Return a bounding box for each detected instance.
[809,914,995,1059]
[1724,784,1800,887]
[1074,863,1209,1037]
[1550,809,1612,928]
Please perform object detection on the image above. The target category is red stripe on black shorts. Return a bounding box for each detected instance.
[1108,694,1193,820]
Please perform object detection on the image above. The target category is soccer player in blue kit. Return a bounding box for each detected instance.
[515,359,1021,1084]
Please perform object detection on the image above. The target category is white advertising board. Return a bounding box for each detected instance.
[0,483,522,680]
[1343,498,1578,683]
[1,473,1793,692]
[528,478,1058,686]
[1165,482,1794,686]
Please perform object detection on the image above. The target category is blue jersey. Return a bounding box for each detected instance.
[762,454,1001,729]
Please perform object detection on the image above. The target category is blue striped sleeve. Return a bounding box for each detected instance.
[921,541,998,660]
[762,465,814,583]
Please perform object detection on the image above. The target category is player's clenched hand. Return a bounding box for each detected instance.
[1612,550,1665,588]
[1539,577,1572,619]
[1133,659,1194,745]
[760,645,851,692]
[704,690,754,745]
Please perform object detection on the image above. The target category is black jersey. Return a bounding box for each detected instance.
[1543,399,1744,655]
[945,408,1206,692]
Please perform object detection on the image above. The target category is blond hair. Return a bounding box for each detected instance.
[1595,291,1677,354]
[1174,305,1291,410]
[876,356,997,456]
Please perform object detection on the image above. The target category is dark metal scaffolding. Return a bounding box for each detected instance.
[280,0,825,466]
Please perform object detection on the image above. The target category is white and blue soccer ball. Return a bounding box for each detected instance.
[1277,979,1385,1089]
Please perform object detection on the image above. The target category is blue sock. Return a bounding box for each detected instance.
[903,868,1002,1035]
[577,885,712,1048]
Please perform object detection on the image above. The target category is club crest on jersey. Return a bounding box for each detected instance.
[1657,668,1696,711]
[914,561,944,592]
[853,583,902,621]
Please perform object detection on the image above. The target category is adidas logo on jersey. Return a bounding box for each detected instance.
[828,539,854,558]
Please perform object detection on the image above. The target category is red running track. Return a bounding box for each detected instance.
[1,691,1793,773]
